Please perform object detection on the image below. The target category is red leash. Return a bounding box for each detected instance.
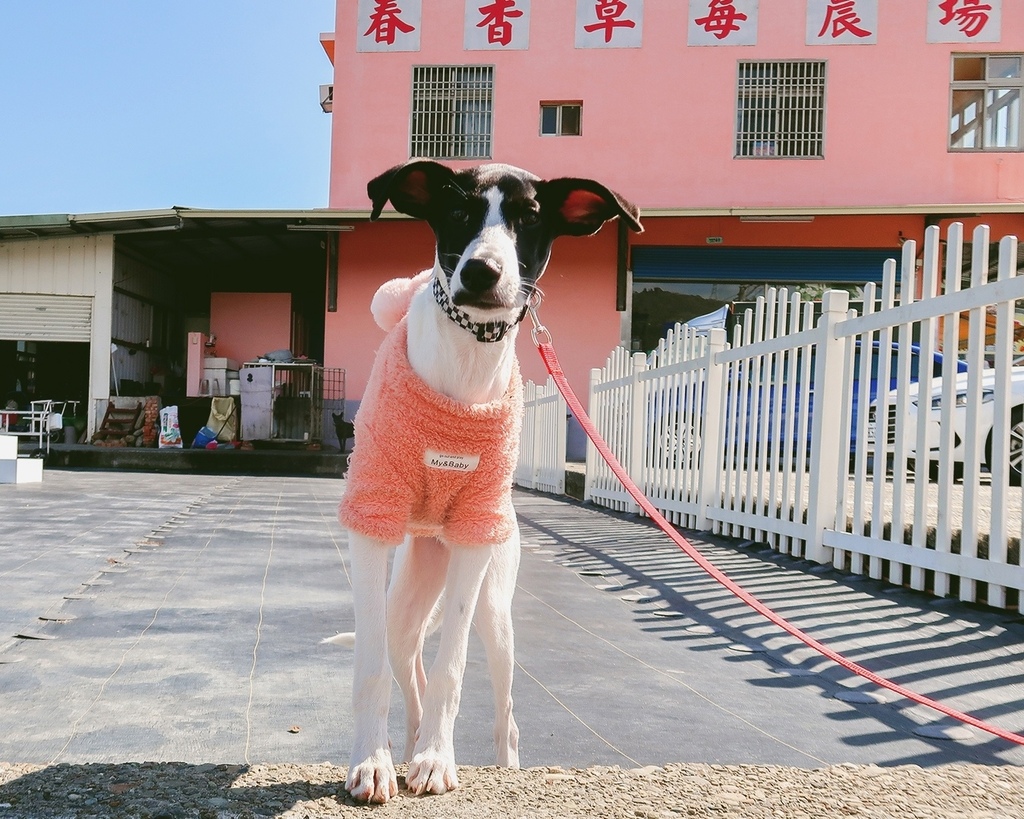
[530,318,1024,747]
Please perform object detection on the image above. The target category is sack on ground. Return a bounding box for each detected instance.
[158,406,183,449]
[207,397,237,442]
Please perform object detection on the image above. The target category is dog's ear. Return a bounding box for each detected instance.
[367,161,458,221]
[536,178,643,236]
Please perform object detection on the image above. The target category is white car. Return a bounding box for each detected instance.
[867,367,1024,485]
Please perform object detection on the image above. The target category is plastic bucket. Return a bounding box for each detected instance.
[191,425,218,449]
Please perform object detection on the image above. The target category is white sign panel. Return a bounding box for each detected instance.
[806,0,877,45]
[575,0,644,49]
[465,0,531,50]
[688,0,758,47]
[926,0,1001,43]
[357,0,422,52]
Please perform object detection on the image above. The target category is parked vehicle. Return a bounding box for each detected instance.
[747,341,967,454]
[649,341,966,461]
[868,367,1024,485]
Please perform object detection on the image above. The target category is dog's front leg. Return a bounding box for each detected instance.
[474,530,521,767]
[387,536,450,763]
[406,543,493,796]
[346,532,398,804]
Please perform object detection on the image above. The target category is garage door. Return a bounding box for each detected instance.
[0,294,93,342]
[631,246,899,282]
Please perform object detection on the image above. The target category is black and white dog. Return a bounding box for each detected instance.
[338,161,641,803]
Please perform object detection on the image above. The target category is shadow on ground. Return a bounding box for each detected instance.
[515,494,1024,769]
[0,761,356,818]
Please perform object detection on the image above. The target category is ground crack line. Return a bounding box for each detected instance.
[244,487,283,765]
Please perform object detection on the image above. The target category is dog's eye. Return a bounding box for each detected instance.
[519,211,540,227]
[451,209,470,225]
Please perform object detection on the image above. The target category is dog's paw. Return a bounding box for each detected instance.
[407,749,459,795]
[346,748,398,804]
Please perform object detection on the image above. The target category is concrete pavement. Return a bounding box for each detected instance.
[1,470,1022,770]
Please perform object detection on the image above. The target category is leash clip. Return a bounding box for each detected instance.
[526,290,551,347]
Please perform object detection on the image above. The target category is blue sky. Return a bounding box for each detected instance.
[0,2,336,216]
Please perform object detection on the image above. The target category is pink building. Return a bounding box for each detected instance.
[321,0,1024,426]
[2,1,1022,449]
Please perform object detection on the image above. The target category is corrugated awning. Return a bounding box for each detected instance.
[0,207,375,241]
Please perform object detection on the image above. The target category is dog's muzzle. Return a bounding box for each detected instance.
[432,277,528,343]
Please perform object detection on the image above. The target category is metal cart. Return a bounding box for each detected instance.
[239,362,345,447]
[240,362,320,444]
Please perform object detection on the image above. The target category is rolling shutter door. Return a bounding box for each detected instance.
[631,247,899,283]
[0,294,93,342]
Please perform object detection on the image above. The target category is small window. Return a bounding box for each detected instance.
[540,102,582,136]
[950,54,1023,151]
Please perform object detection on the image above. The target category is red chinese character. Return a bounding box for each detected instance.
[694,0,748,40]
[938,0,993,38]
[476,0,524,47]
[817,0,872,39]
[364,0,416,45]
[582,0,636,44]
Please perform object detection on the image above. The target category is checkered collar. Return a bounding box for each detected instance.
[432,276,528,343]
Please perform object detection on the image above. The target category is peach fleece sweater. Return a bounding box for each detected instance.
[338,317,523,547]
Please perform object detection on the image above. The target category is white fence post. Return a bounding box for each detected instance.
[517,380,538,489]
[806,289,849,563]
[517,376,568,495]
[697,328,727,530]
[628,351,648,515]
[986,234,1018,609]
[584,368,600,503]
[542,378,567,495]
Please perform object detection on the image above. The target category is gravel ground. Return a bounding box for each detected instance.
[2,761,1023,818]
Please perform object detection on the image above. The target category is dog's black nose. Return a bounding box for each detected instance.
[459,259,501,293]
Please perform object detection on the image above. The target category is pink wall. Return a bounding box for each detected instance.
[634,214,918,250]
[323,218,622,401]
[323,221,433,398]
[322,209,1024,404]
[513,228,622,389]
[323,0,1024,406]
[329,1,1024,212]
[210,292,292,364]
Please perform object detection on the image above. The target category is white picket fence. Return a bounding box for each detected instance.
[520,223,1024,610]
[516,376,567,494]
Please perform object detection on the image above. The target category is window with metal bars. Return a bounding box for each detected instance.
[735,61,826,159]
[411,65,494,160]
[949,54,1023,151]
